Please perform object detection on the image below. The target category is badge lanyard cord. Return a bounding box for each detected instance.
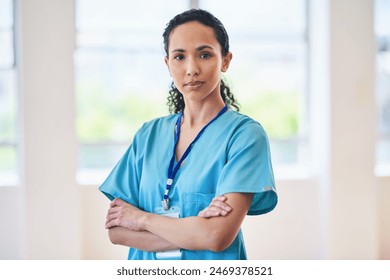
[162,104,228,210]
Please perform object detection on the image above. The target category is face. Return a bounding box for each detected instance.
[165,21,232,104]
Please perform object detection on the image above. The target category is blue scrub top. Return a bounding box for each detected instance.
[99,110,277,260]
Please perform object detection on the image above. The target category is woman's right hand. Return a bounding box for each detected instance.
[105,198,147,231]
[197,195,232,218]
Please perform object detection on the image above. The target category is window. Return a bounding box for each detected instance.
[0,0,17,185]
[375,0,390,175]
[75,0,309,183]
[200,0,309,175]
[75,0,188,182]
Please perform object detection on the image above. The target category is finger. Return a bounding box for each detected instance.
[107,205,120,214]
[110,198,125,207]
[211,196,231,210]
[215,195,227,202]
[198,208,210,218]
[210,196,225,204]
[210,200,232,212]
[198,207,228,218]
[105,213,121,228]
[106,209,128,228]
[204,209,227,218]
[197,211,205,218]
[207,206,228,216]
[105,218,119,229]
[105,211,120,225]
[106,206,120,220]
[198,210,215,218]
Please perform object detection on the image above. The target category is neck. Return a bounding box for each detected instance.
[182,99,226,128]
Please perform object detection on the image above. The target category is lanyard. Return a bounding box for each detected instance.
[162,104,228,210]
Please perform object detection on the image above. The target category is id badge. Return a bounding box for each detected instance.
[154,206,182,260]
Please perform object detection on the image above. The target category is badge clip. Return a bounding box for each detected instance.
[161,198,169,211]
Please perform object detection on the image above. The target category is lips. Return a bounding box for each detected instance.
[184,81,204,89]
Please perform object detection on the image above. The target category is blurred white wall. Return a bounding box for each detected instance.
[0,0,389,260]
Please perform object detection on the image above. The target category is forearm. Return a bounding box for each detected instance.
[140,193,253,252]
[106,193,253,253]
[108,226,178,252]
[142,214,234,252]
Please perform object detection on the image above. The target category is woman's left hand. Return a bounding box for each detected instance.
[105,198,146,231]
[198,195,232,218]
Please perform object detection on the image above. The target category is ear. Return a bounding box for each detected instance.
[221,52,233,73]
[164,56,172,77]
[164,56,170,72]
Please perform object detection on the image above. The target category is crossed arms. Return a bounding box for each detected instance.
[105,192,253,252]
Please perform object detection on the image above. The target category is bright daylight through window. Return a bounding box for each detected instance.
[0,0,17,186]
[376,0,390,175]
[75,0,308,183]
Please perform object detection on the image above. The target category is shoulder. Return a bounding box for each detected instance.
[128,114,177,151]
[218,110,271,156]
[135,114,178,139]
[224,110,268,140]
[142,114,178,129]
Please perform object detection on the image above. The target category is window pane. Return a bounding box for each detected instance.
[0,30,14,68]
[377,48,390,134]
[375,0,390,171]
[200,0,306,35]
[375,0,390,37]
[0,0,13,29]
[0,71,16,139]
[0,70,17,183]
[0,145,16,171]
[0,0,17,185]
[76,49,168,143]
[76,0,187,175]
[0,0,14,68]
[200,0,308,168]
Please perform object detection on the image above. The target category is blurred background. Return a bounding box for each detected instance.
[0,0,389,259]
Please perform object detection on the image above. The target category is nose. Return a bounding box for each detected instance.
[186,58,199,76]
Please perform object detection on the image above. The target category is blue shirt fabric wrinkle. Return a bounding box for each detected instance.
[99,110,278,260]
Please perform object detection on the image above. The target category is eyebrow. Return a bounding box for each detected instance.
[171,45,214,54]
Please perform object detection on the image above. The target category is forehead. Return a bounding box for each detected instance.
[168,21,220,50]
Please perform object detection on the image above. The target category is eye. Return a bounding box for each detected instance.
[200,52,211,59]
[173,54,184,61]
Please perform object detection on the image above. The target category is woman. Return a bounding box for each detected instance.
[100,9,277,260]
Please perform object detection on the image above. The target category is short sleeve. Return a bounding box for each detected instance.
[98,130,142,207]
[216,122,277,215]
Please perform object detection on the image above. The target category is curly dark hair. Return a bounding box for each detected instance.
[163,9,240,113]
